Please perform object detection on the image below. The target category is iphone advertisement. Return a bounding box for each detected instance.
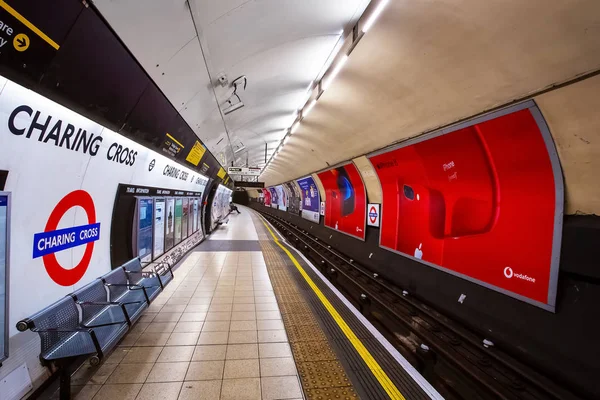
[317,163,367,240]
[369,106,562,310]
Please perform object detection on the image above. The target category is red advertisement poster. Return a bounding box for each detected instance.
[369,106,562,309]
[262,188,271,206]
[317,163,367,240]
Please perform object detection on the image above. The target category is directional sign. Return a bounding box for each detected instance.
[13,32,28,51]
[228,166,261,176]
[0,0,63,81]
[367,203,380,227]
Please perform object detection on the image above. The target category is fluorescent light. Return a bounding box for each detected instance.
[291,121,300,134]
[322,55,348,90]
[362,0,390,33]
[303,100,317,117]
[234,146,246,154]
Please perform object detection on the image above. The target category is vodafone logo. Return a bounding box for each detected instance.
[503,266,536,283]
[33,191,101,286]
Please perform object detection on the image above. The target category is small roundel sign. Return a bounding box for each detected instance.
[33,190,101,286]
[367,203,380,227]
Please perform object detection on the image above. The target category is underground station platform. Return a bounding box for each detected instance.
[44,206,441,400]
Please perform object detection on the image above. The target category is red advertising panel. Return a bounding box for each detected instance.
[369,105,562,309]
[262,188,271,206]
[317,163,367,240]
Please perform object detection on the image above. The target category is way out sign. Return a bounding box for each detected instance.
[367,203,380,227]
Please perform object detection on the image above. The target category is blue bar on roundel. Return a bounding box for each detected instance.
[32,223,101,259]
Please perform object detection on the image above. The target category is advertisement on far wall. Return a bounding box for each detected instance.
[275,185,287,211]
[296,176,320,223]
[317,163,367,240]
[284,182,301,215]
[368,106,562,310]
[262,188,271,206]
[269,187,278,209]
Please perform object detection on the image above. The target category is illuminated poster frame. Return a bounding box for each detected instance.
[182,198,189,240]
[368,101,564,311]
[136,197,153,262]
[165,198,175,251]
[174,198,183,245]
[153,198,166,259]
[317,162,367,241]
[296,176,320,223]
[0,192,10,364]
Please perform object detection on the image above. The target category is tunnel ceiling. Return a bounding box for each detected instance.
[94,0,369,169]
[257,0,600,215]
[96,0,600,214]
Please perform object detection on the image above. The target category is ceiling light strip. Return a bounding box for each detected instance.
[362,0,390,33]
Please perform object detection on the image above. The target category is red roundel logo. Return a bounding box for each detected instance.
[33,190,101,286]
[369,205,378,224]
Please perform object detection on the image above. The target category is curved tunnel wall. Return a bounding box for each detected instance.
[251,99,600,396]
[0,76,231,391]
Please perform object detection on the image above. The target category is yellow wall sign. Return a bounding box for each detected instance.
[217,167,226,179]
[185,141,207,166]
[13,32,29,51]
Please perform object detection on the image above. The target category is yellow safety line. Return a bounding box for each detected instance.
[260,218,406,400]
[0,0,60,50]
[166,133,185,148]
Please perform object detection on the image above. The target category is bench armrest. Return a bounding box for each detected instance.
[77,301,121,306]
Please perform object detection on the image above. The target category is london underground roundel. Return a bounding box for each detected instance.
[33,190,101,286]
[369,206,378,224]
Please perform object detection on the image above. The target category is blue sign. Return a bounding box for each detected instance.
[0,197,6,207]
[33,223,101,259]
[297,176,320,213]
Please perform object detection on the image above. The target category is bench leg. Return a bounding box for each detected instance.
[59,367,71,400]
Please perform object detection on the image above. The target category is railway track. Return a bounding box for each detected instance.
[257,210,584,400]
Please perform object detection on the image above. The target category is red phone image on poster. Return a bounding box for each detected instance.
[317,163,367,240]
[262,188,271,206]
[370,108,561,308]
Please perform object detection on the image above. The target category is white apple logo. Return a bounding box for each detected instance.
[414,243,423,259]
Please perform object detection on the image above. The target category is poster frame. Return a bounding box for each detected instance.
[152,198,166,260]
[318,161,368,241]
[0,192,10,364]
[367,100,564,312]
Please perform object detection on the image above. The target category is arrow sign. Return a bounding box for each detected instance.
[13,33,29,51]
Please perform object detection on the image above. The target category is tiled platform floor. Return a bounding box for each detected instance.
[72,211,303,400]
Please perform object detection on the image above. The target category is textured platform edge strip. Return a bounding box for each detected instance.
[258,217,414,400]
[258,213,444,400]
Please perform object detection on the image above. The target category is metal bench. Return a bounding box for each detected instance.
[15,294,128,399]
[101,267,149,324]
[15,257,175,399]
[123,257,173,300]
